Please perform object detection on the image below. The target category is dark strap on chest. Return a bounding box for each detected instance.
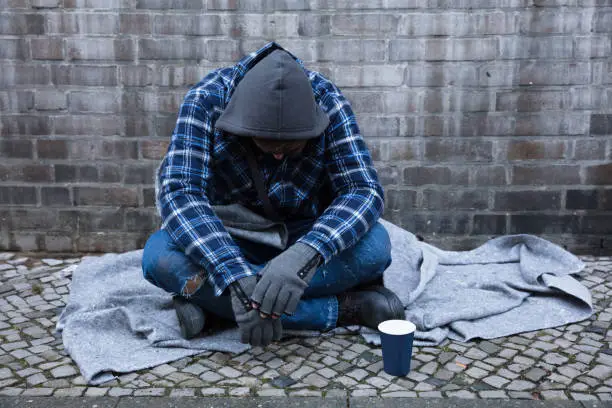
[244,147,281,222]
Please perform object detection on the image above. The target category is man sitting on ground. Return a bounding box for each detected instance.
[142,42,404,347]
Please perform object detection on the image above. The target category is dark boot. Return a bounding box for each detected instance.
[337,285,404,330]
[173,296,206,339]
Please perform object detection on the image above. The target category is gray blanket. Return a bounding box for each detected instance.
[56,219,593,385]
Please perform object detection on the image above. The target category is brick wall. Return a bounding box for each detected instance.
[1,0,611,254]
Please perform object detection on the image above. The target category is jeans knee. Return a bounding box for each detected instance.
[142,230,171,286]
[359,223,392,275]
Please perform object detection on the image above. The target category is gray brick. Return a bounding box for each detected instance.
[66,39,134,61]
[41,188,71,207]
[383,91,420,114]
[450,90,491,112]
[0,39,28,60]
[32,0,61,7]
[64,0,132,7]
[124,164,156,185]
[139,38,204,60]
[51,65,118,86]
[471,166,507,186]
[473,214,507,235]
[54,115,123,136]
[0,163,53,182]
[519,10,590,34]
[582,215,612,234]
[594,11,612,33]
[0,65,50,86]
[141,140,169,160]
[333,66,404,88]
[31,38,64,60]
[512,165,581,185]
[377,166,400,185]
[43,235,73,252]
[398,12,515,36]
[0,139,33,158]
[566,190,598,210]
[496,91,568,112]
[494,191,562,211]
[69,91,121,113]
[391,38,497,61]
[510,215,580,235]
[0,91,34,112]
[519,61,591,85]
[35,90,66,111]
[76,13,119,34]
[298,15,330,37]
[479,62,519,87]
[136,0,205,8]
[0,187,37,206]
[423,189,489,210]
[575,36,611,59]
[359,116,400,137]
[331,14,398,36]
[318,40,385,62]
[505,140,568,161]
[584,163,612,185]
[457,113,515,136]
[344,91,384,114]
[74,187,138,207]
[78,210,124,231]
[574,139,607,160]
[515,113,588,136]
[121,65,153,87]
[425,140,493,163]
[403,166,469,186]
[45,12,78,34]
[0,14,44,34]
[318,0,382,8]
[120,13,151,34]
[37,139,68,159]
[590,114,612,135]
[500,36,573,59]
[125,210,158,232]
[412,63,478,88]
[1,115,51,136]
[154,14,221,35]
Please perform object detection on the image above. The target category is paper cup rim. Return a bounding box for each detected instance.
[378,319,416,335]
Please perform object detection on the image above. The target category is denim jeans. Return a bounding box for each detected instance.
[142,221,391,331]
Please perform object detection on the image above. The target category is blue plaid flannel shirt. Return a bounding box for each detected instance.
[157,42,384,296]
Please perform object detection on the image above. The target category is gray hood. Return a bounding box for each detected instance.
[215,49,330,140]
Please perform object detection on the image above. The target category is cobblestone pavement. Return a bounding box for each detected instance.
[0,252,610,401]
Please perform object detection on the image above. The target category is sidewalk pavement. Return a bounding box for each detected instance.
[0,396,609,407]
[0,252,610,402]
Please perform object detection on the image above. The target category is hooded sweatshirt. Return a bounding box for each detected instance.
[157,42,384,296]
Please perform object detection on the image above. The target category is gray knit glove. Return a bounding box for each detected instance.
[251,242,321,317]
[229,275,282,347]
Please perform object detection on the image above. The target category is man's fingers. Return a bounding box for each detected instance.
[272,290,291,317]
[250,278,270,305]
[284,292,301,315]
[258,283,280,315]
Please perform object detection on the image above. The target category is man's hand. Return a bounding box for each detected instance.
[229,275,282,347]
[250,243,321,317]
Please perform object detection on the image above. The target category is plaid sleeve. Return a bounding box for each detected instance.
[158,83,253,296]
[297,75,385,262]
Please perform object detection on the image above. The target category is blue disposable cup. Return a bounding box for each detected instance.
[378,319,416,376]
